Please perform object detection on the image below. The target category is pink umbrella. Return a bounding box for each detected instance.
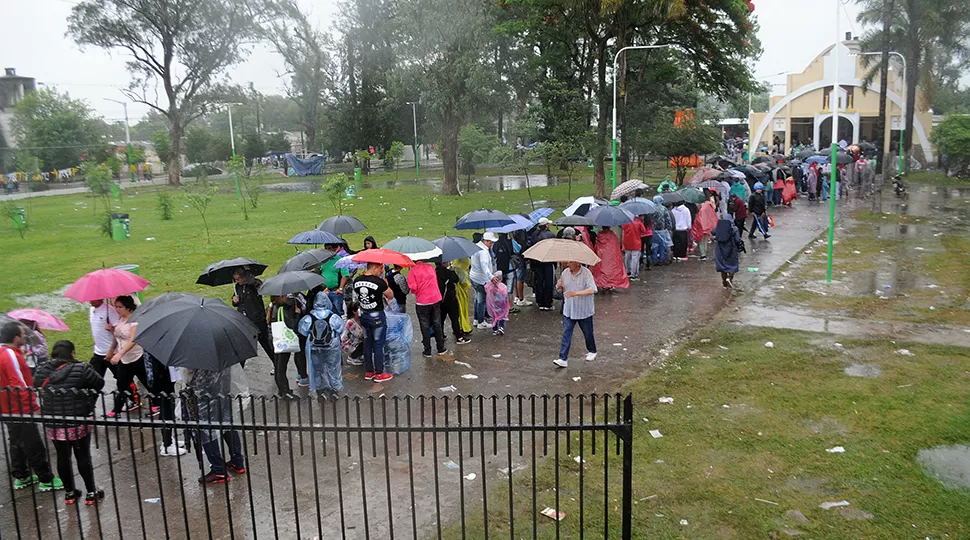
[63,268,151,303]
[7,309,70,331]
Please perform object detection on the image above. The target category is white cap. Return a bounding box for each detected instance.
[537,217,552,225]
[482,232,499,242]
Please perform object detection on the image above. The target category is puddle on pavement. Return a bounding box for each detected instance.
[918,444,970,491]
[843,363,881,378]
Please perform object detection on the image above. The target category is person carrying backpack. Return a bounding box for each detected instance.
[298,293,346,395]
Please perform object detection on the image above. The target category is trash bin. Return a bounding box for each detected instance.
[11,207,26,230]
[113,264,142,301]
[110,213,130,241]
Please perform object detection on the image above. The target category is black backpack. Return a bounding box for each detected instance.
[309,310,334,347]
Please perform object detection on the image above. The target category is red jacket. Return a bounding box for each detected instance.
[0,345,39,415]
[621,220,648,251]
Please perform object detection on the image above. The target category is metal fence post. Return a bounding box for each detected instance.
[621,394,634,540]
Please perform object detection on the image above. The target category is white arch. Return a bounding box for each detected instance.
[753,81,934,162]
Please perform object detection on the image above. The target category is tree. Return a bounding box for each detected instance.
[385,140,405,179]
[857,0,970,163]
[263,0,334,153]
[324,173,351,215]
[930,114,970,173]
[241,133,267,171]
[648,110,722,185]
[11,88,105,170]
[68,0,264,186]
[151,130,171,170]
[81,162,115,234]
[458,125,498,186]
[491,145,537,209]
[265,132,292,153]
[183,181,219,244]
[185,127,215,164]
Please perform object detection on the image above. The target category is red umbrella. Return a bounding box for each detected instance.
[7,309,70,331]
[63,268,151,303]
[351,248,415,268]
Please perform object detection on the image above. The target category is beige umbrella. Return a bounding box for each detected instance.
[523,238,601,266]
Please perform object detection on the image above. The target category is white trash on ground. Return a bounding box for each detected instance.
[819,500,851,510]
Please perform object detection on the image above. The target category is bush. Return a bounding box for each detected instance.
[26,181,49,192]
[182,164,223,178]
[157,193,174,220]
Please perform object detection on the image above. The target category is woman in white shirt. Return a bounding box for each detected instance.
[105,296,152,418]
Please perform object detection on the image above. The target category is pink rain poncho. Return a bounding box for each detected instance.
[690,200,719,244]
[484,277,510,323]
[592,228,629,289]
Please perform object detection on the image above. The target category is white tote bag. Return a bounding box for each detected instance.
[271,307,301,354]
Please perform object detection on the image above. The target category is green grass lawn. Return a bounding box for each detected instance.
[0,178,596,353]
[449,326,970,538]
[906,171,970,186]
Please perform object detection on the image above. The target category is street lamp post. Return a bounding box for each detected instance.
[104,98,136,184]
[852,51,907,175]
[826,0,840,283]
[612,44,673,191]
[407,102,419,180]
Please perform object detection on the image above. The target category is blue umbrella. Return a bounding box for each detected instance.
[487,214,534,233]
[584,205,636,226]
[528,207,554,223]
[334,255,368,271]
[287,229,343,245]
[454,209,514,230]
[618,199,659,216]
[805,155,828,165]
[433,236,482,262]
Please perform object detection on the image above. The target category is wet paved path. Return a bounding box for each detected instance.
[0,196,852,539]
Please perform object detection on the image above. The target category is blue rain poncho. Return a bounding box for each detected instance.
[298,293,346,393]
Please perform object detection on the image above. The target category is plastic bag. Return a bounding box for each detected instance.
[271,320,300,353]
[384,340,411,375]
[767,215,775,228]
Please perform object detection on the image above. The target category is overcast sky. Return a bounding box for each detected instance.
[0,0,862,123]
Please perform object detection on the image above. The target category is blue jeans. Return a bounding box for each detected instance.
[328,291,345,317]
[202,430,243,476]
[360,310,387,374]
[772,188,782,205]
[651,235,666,264]
[472,283,487,323]
[559,316,596,361]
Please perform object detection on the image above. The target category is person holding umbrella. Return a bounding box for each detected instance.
[184,367,246,485]
[553,260,598,369]
[231,268,274,362]
[531,220,556,311]
[106,296,153,418]
[470,233,498,325]
[747,183,771,240]
[353,263,396,383]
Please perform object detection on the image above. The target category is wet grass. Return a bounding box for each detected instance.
[0,180,594,353]
[906,171,970,187]
[448,326,970,538]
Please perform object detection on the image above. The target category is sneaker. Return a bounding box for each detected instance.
[84,489,105,506]
[497,327,505,335]
[104,411,117,419]
[65,489,81,505]
[226,462,246,475]
[364,371,376,381]
[476,321,490,329]
[38,477,64,492]
[199,472,230,485]
[297,377,310,387]
[553,359,568,368]
[492,330,500,336]
[519,299,533,306]
[346,357,364,366]
[373,373,393,383]
[422,351,433,358]
[764,234,771,239]
[513,298,523,306]
[585,352,598,362]
[149,406,161,417]
[457,336,471,345]
[13,475,38,490]
[699,256,707,261]
[121,402,137,413]
[160,444,188,457]
[436,350,453,360]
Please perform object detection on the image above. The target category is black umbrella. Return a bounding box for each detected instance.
[432,236,482,262]
[258,271,326,296]
[279,248,336,273]
[706,155,736,168]
[553,215,597,227]
[752,155,771,165]
[317,215,367,235]
[197,258,267,287]
[584,205,636,226]
[836,151,854,165]
[795,148,816,160]
[132,294,258,371]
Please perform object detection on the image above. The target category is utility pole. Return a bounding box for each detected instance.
[407,101,420,180]
[104,98,135,184]
[826,0,840,283]
[225,103,243,199]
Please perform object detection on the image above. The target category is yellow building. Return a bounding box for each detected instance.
[750,37,934,163]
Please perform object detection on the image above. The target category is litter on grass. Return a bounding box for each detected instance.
[819,500,851,510]
[679,519,689,526]
[649,430,663,439]
[764,342,774,348]
[541,507,566,521]
[574,456,585,464]
[718,345,729,350]
[754,498,779,505]
[454,361,472,368]
[895,349,915,357]
[826,446,846,453]
[461,374,479,380]
[658,397,674,404]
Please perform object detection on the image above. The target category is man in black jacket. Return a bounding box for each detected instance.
[532,219,557,311]
[747,184,771,240]
[231,269,273,361]
[436,261,470,345]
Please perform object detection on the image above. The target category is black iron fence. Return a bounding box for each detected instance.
[0,390,634,539]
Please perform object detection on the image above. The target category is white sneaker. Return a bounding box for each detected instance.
[476,321,490,329]
[518,299,533,306]
[160,444,188,457]
[553,359,568,368]
[585,352,598,362]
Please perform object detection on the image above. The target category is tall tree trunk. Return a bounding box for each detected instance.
[875,0,893,178]
[617,28,629,184]
[442,109,461,195]
[167,124,183,186]
[904,52,919,168]
[593,39,608,199]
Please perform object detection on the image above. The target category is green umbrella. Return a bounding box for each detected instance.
[679,186,708,204]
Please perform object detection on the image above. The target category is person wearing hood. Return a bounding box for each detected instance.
[592,226,629,290]
[298,293,346,394]
[690,196,719,261]
[714,219,741,288]
[231,268,274,361]
[531,219,557,310]
[651,196,673,265]
[362,236,379,251]
[35,340,105,505]
[747,183,771,240]
[729,193,748,237]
